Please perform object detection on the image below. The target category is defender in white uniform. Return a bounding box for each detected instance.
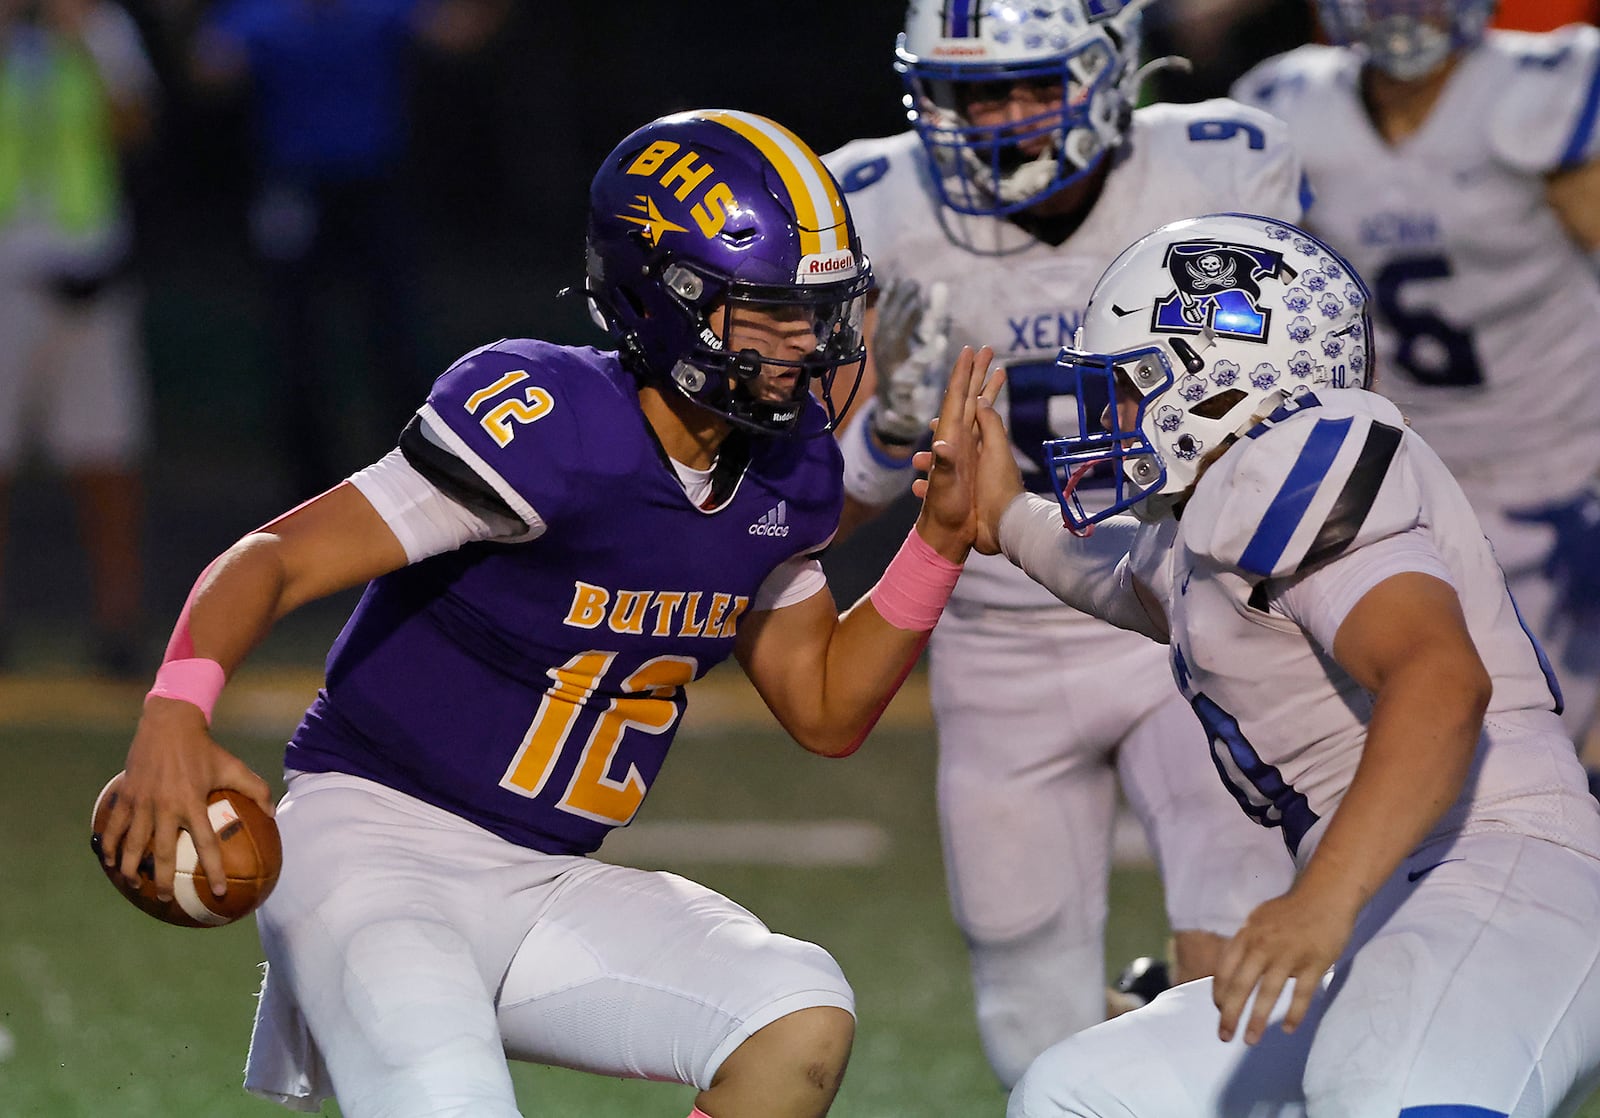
[824,0,1300,1086]
[1232,0,1600,745]
[975,212,1600,1117]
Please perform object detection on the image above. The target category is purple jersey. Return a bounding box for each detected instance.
[285,340,843,854]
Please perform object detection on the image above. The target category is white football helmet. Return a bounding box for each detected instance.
[1316,0,1496,80]
[895,0,1147,216]
[1045,213,1374,532]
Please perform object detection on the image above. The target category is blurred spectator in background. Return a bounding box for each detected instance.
[1140,0,1317,103]
[0,0,155,675]
[187,0,505,501]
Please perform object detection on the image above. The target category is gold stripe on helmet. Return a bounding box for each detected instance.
[700,110,849,258]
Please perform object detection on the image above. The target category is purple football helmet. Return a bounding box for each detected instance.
[586,110,872,435]
[1316,0,1496,80]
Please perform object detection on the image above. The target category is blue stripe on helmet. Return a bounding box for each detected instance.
[1560,46,1600,170]
[1237,416,1353,577]
[944,0,975,38]
[1396,1107,1509,1117]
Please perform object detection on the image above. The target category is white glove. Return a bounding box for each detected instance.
[870,279,951,446]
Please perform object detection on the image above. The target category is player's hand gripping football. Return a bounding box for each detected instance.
[1211,879,1360,1046]
[910,345,1006,560]
[100,697,274,903]
[871,279,951,448]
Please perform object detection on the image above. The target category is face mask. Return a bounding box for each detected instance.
[1364,15,1454,80]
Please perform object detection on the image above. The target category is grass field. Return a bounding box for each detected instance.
[3,666,1596,1117]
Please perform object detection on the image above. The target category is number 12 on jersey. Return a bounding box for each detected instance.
[465,369,555,447]
[500,651,697,826]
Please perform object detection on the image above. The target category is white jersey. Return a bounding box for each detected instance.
[1233,29,1600,516]
[824,98,1307,609]
[1128,389,1600,868]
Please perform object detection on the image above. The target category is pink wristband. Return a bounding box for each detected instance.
[868,527,964,632]
[146,658,227,725]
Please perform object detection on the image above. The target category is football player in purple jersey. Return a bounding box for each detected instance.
[97,109,1000,1118]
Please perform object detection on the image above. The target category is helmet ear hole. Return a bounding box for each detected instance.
[616,284,647,319]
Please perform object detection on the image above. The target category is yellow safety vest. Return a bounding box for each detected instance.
[0,38,118,235]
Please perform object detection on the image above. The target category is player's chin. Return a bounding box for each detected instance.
[753,373,802,403]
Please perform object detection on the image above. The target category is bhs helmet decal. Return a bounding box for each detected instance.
[585,109,872,436]
[1151,241,1288,341]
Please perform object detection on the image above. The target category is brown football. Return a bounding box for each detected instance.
[89,771,282,928]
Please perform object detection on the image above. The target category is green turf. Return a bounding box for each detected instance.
[5,713,1597,1117]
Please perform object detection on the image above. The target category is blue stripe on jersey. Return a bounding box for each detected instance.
[1237,416,1352,577]
[944,0,974,37]
[1396,1107,1508,1117]
[1560,46,1600,169]
[1504,577,1566,716]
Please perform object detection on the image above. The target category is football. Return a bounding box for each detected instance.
[89,772,282,928]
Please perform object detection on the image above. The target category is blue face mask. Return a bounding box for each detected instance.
[1315,0,1496,82]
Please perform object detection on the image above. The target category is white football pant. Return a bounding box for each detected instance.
[1009,832,1600,1117]
[245,772,854,1118]
[929,604,1295,1088]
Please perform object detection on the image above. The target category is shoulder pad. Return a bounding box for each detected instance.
[421,341,632,526]
[1229,46,1348,115]
[1184,392,1421,581]
[822,133,937,258]
[1133,98,1307,221]
[822,133,920,196]
[1486,25,1600,173]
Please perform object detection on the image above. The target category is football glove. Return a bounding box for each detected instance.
[870,278,951,447]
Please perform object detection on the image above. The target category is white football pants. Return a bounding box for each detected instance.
[245,772,854,1118]
[1009,832,1600,1118]
[928,603,1295,1088]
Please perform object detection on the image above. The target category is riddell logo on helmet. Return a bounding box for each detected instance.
[931,45,988,57]
[797,250,857,284]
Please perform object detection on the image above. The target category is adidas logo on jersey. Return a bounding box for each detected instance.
[750,501,790,537]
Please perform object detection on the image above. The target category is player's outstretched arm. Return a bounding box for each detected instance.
[959,398,1167,639]
[1212,571,1491,1047]
[101,483,410,905]
[737,347,1001,757]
